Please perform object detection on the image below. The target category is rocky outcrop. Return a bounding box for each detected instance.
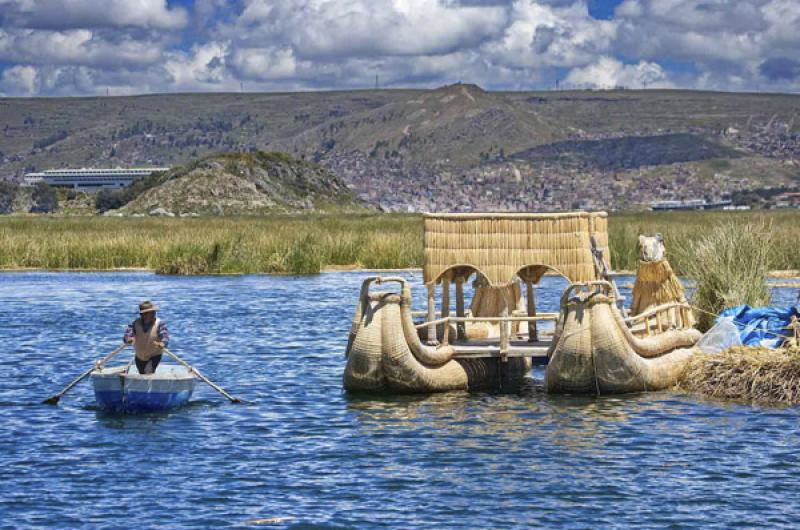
[117,151,366,216]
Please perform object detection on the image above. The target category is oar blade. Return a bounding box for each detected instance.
[41,344,128,408]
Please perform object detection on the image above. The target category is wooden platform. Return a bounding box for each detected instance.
[451,338,551,365]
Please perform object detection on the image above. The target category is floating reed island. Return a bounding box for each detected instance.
[343,211,799,400]
[344,211,702,395]
[679,345,800,404]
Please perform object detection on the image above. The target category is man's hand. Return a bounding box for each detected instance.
[124,338,134,345]
[154,341,165,350]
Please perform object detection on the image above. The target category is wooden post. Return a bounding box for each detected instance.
[455,275,466,342]
[441,274,451,346]
[526,279,538,342]
[500,303,509,362]
[426,283,439,346]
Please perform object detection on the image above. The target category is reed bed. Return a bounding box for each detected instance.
[0,215,424,275]
[679,346,800,404]
[608,209,800,274]
[0,210,797,275]
[674,219,774,331]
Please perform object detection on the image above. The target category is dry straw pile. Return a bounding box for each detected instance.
[680,345,800,404]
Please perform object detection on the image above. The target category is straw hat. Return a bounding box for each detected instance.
[138,300,159,314]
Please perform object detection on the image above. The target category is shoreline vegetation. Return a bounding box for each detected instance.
[1,210,799,275]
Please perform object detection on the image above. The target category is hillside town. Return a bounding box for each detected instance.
[328,151,753,212]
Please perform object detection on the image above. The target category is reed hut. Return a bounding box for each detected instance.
[422,212,608,343]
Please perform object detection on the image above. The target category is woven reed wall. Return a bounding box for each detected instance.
[424,212,609,286]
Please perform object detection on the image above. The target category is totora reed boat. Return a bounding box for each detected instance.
[343,212,702,395]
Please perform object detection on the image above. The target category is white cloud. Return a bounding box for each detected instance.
[564,56,672,89]
[164,42,238,91]
[0,28,163,67]
[0,64,37,95]
[0,0,798,95]
[485,0,617,69]
[229,47,298,81]
[0,0,188,30]
[613,0,800,90]
[226,0,510,58]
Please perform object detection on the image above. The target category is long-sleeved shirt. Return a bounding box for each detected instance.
[124,319,170,346]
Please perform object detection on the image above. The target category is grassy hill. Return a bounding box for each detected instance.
[1,86,798,211]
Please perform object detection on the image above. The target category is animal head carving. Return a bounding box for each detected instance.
[638,234,665,262]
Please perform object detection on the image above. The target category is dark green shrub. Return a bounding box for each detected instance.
[30,182,58,213]
[0,181,18,214]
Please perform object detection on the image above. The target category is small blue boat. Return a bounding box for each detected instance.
[91,364,196,413]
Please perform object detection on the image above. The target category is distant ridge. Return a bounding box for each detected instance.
[1,86,798,211]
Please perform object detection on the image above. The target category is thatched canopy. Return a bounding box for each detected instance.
[423,212,609,287]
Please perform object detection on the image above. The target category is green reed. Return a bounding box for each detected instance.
[0,214,424,274]
[0,210,797,275]
[607,210,800,274]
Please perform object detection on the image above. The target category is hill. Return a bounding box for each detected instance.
[112,151,365,216]
[1,85,798,211]
[274,83,558,168]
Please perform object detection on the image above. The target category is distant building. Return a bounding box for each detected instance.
[22,167,170,191]
[773,192,800,208]
[650,199,732,211]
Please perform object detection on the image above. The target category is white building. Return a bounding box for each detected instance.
[22,167,170,190]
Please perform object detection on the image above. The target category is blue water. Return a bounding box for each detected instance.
[1,272,800,529]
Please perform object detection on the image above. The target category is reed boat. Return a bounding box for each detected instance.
[343,212,702,395]
[91,364,195,413]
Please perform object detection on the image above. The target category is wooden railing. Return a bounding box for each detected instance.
[624,301,693,335]
[414,313,559,357]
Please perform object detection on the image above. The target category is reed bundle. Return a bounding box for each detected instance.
[423,212,608,286]
[631,259,687,314]
[679,346,800,404]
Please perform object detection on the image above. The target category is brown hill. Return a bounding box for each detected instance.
[278,83,559,167]
[116,151,366,216]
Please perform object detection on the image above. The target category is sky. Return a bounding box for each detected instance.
[0,0,798,97]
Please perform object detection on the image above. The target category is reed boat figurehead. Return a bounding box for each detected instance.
[630,234,696,329]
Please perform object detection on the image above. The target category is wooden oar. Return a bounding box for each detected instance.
[161,347,243,404]
[42,343,129,405]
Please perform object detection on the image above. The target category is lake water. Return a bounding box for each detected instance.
[1,272,799,529]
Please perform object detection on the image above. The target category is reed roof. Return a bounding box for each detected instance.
[423,211,609,286]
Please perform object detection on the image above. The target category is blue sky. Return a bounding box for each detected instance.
[0,0,798,96]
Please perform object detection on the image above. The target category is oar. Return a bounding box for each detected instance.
[161,347,243,404]
[42,343,129,405]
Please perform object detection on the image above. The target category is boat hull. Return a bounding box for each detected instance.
[91,365,195,413]
[545,284,701,394]
[344,279,530,393]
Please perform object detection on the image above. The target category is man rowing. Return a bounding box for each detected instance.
[123,300,170,374]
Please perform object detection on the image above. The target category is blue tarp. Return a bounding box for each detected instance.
[718,304,800,348]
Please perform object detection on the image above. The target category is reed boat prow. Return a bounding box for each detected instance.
[545,281,702,394]
[343,210,702,395]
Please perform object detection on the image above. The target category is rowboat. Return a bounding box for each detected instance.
[91,364,196,413]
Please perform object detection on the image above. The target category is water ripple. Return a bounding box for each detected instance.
[0,272,799,529]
